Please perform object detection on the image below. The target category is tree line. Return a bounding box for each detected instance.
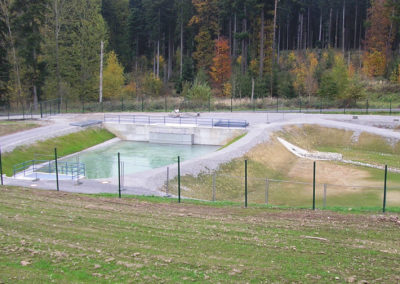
[1,0,400,108]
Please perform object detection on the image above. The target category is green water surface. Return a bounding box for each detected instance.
[63,141,218,179]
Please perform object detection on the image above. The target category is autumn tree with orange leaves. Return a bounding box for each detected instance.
[209,38,231,95]
[363,0,394,77]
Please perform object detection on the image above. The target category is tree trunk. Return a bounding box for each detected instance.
[307,7,310,48]
[300,13,303,49]
[286,18,289,50]
[259,7,264,79]
[233,12,237,58]
[271,0,278,97]
[180,1,183,78]
[99,41,103,103]
[54,0,61,102]
[319,8,322,42]
[329,8,332,48]
[241,7,247,74]
[156,40,160,79]
[354,0,358,49]
[335,9,339,49]
[168,28,172,80]
[277,22,281,63]
[342,0,346,53]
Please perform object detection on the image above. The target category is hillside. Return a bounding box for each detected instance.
[0,187,399,282]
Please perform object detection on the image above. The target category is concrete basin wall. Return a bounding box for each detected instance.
[103,122,247,145]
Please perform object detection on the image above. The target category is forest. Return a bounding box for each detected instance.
[0,0,400,109]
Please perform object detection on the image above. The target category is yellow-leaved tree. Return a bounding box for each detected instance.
[103,51,125,99]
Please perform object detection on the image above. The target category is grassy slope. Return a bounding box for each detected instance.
[0,187,399,283]
[167,125,400,210]
[3,128,115,176]
[0,121,40,137]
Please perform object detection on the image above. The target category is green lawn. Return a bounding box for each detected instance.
[2,128,115,176]
[0,187,399,283]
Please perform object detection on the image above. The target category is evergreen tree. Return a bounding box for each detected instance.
[0,6,10,104]
[12,0,49,107]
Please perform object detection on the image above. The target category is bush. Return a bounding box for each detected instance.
[183,79,212,103]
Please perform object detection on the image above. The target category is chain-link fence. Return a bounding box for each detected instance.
[3,96,398,120]
[162,158,399,213]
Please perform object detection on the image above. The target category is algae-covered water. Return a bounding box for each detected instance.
[63,141,218,179]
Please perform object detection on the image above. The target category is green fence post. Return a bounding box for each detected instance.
[40,103,43,118]
[118,152,121,198]
[299,98,302,113]
[55,148,59,192]
[0,147,3,186]
[390,100,392,115]
[141,97,144,112]
[276,97,279,113]
[164,96,167,112]
[230,95,233,112]
[245,160,248,208]
[178,156,181,203]
[65,99,68,113]
[383,165,387,213]
[320,98,322,114]
[313,161,316,210]
[366,99,369,114]
[121,97,124,112]
[208,93,211,112]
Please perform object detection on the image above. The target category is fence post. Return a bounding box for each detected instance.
[0,147,3,186]
[116,153,121,198]
[141,96,144,112]
[383,165,387,213]
[164,96,167,112]
[390,100,392,115]
[320,98,322,114]
[55,148,59,191]
[265,178,269,205]
[230,95,233,112]
[323,184,327,209]
[366,99,369,114]
[65,100,68,113]
[299,98,302,113]
[178,156,181,203]
[276,97,279,113]
[121,97,124,112]
[313,161,316,210]
[40,103,43,118]
[212,172,216,201]
[166,167,169,196]
[208,93,211,112]
[245,160,248,208]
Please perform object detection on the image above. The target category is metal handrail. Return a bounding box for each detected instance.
[103,114,249,128]
[13,159,85,180]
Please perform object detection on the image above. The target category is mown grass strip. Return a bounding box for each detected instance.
[2,128,115,176]
[218,133,247,151]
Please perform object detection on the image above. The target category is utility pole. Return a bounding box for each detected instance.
[99,40,104,103]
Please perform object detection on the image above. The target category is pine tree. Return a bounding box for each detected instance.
[0,6,10,104]
[12,0,49,107]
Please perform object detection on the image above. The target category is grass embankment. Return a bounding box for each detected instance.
[0,187,399,283]
[3,128,115,176]
[218,133,247,151]
[0,121,40,137]
[168,125,400,210]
